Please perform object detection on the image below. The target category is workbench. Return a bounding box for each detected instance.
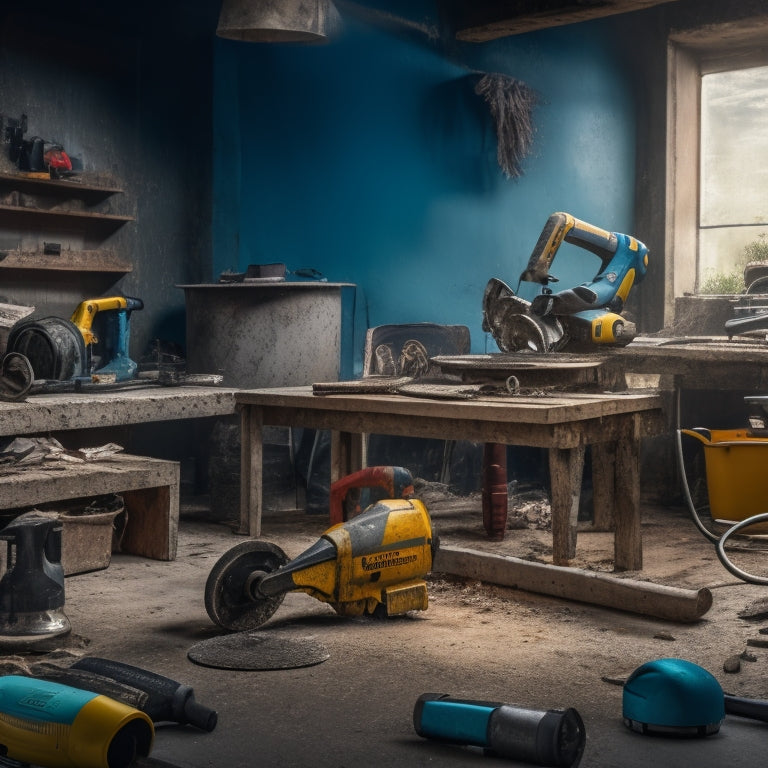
[0,386,238,435]
[0,386,238,561]
[608,337,768,390]
[236,386,665,570]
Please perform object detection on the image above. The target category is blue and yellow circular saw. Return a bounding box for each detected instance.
[483,211,649,352]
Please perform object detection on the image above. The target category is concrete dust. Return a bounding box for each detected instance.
[4,489,768,766]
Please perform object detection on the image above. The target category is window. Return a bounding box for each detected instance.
[699,64,768,292]
[666,22,768,323]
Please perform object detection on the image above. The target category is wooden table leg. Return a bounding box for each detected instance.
[238,405,263,538]
[548,446,585,565]
[330,430,364,484]
[591,443,616,531]
[613,416,642,571]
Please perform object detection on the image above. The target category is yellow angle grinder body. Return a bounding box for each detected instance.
[204,498,437,632]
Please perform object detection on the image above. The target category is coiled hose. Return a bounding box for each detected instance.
[675,388,768,585]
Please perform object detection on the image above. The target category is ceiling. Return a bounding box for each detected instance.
[443,0,682,42]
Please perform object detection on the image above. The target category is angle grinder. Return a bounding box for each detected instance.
[204,497,437,631]
[623,658,768,737]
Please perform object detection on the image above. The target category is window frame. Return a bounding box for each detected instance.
[665,21,768,324]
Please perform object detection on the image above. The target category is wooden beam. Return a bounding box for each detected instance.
[454,0,682,42]
[434,545,713,622]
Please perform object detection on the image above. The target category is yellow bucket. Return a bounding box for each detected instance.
[683,428,768,533]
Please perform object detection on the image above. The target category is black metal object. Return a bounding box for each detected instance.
[0,514,71,646]
[72,657,218,732]
[6,316,87,381]
[204,540,289,631]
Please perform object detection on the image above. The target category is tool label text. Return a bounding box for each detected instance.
[361,551,418,571]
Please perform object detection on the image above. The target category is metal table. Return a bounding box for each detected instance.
[236,386,665,570]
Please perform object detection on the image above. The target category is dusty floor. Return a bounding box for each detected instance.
[7,486,768,768]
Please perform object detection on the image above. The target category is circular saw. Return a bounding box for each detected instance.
[482,277,565,352]
[483,212,649,353]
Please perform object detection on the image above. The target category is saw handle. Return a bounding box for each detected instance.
[329,466,414,525]
[521,212,617,286]
[724,694,768,724]
[70,296,144,346]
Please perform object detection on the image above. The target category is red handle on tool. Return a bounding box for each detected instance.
[329,466,414,525]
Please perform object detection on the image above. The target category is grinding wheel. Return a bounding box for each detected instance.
[204,540,289,631]
[188,632,330,671]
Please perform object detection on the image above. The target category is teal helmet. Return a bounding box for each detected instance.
[623,658,725,737]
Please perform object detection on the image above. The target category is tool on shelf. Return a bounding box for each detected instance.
[483,211,648,352]
[6,298,223,394]
[6,295,143,383]
[205,483,437,631]
[69,296,144,381]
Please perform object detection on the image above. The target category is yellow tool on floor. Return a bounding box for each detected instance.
[204,489,437,632]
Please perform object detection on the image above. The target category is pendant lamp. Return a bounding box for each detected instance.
[216,0,339,43]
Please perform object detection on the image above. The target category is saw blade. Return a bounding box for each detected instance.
[483,277,564,352]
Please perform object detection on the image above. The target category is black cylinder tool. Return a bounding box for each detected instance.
[72,657,217,732]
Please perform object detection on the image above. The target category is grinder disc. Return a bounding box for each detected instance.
[204,540,289,631]
[188,632,330,671]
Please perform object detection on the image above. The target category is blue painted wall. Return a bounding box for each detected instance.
[212,6,636,372]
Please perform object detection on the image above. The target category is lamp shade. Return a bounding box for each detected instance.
[216,0,339,42]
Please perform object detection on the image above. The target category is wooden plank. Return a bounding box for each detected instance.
[0,203,133,223]
[0,170,124,195]
[254,405,662,449]
[0,250,132,273]
[121,485,178,561]
[238,386,663,427]
[434,545,713,622]
[454,0,682,41]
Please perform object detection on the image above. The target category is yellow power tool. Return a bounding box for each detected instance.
[483,211,649,352]
[70,296,144,380]
[204,496,437,631]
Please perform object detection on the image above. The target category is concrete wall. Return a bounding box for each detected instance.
[212,6,639,368]
[0,1,217,359]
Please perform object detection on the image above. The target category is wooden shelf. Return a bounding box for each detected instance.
[0,250,132,273]
[0,169,132,277]
[0,171,124,197]
[0,203,133,225]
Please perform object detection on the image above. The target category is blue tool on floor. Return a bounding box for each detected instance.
[623,658,768,737]
[413,693,585,766]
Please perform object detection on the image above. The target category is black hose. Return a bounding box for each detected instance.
[675,387,768,584]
